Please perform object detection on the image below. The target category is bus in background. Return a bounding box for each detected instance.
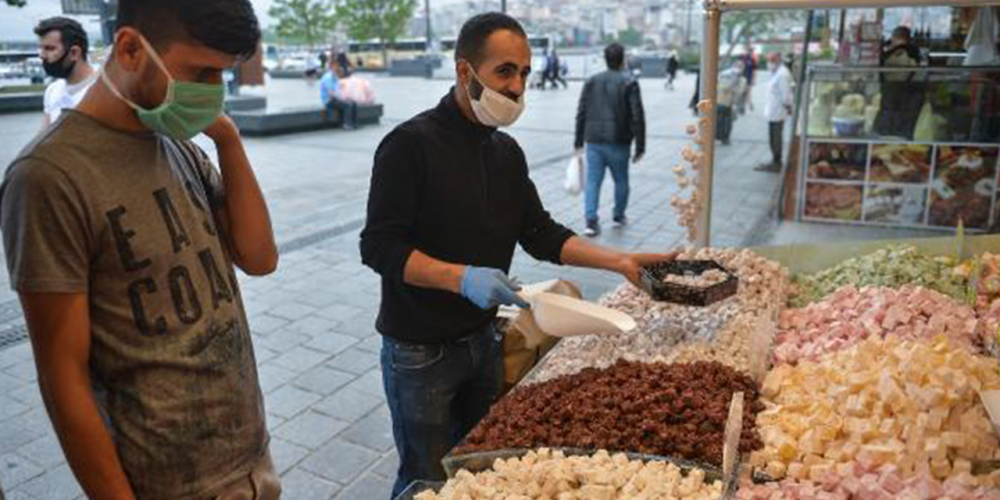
[346,39,428,69]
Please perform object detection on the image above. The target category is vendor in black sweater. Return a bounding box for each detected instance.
[359,12,675,498]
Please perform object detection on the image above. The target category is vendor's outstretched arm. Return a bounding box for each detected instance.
[560,236,677,287]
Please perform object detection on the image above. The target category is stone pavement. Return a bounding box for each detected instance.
[0,72,779,500]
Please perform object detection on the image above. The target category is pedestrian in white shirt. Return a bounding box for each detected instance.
[35,17,96,128]
[757,52,793,172]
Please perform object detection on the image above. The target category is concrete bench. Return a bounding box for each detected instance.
[224,95,267,112]
[229,103,383,137]
[0,92,44,114]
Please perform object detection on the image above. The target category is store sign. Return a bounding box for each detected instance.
[61,0,104,15]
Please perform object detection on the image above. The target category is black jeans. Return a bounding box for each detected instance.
[381,324,505,499]
[769,120,784,166]
[325,98,357,128]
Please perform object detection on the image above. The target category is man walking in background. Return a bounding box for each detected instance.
[574,42,646,237]
[757,52,792,172]
[550,48,568,89]
[666,49,679,90]
[35,17,96,128]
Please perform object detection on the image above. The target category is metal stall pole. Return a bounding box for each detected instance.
[696,2,722,248]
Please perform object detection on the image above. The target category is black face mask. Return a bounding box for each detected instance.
[42,49,75,79]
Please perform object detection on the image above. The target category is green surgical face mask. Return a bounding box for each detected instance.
[101,34,224,140]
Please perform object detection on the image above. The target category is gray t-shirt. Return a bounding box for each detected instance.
[0,110,267,500]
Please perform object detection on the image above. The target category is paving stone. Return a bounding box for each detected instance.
[0,417,45,456]
[304,332,357,356]
[293,291,345,310]
[286,316,337,337]
[0,454,43,490]
[257,362,299,394]
[268,438,311,475]
[291,366,356,397]
[0,373,25,395]
[252,345,279,365]
[334,472,393,500]
[15,435,64,469]
[14,409,53,444]
[2,361,35,384]
[270,346,330,373]
[5,489,40,500]
[266,414,286,434]
[277,468,341,500]
[5,385,40,409]
[371,452,400,480]
[326,348,379,375]
[18,464,81,500]
[256,328,311,353]
[273,411,349,450]
[266,302,318,322]
[248,314,290,336]
[0,396,28,421]
[354,334,382,354]
[342,369,384,397]
[0,344,31,371]
[313,387,383,423]
[338,409,394,453]
[300,439,380,485]
[265,385,322,420]
[316,304,364,322]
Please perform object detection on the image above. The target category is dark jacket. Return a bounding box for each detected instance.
[574,69,646,155]
[360,90,575,344]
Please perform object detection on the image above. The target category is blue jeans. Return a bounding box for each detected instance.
[584,143,631,223]
[381,325,504,499]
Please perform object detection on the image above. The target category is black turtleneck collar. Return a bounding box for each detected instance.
[437,87,496,139]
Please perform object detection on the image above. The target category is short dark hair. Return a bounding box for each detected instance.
[455,12,527,66]
[605,43,625,69]
[34,17,89,61]
[891,26,911,41]
[116,0,261,59]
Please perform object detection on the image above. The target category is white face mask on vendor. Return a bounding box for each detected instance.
[466,66,525,128]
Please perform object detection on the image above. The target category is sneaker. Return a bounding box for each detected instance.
[754,162,781,172]
[612,215,628,228]
[583,220,601,237]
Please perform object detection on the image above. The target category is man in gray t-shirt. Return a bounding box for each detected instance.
[0,1,280,499]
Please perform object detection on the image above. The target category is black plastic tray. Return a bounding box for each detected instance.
[640,259,739,306]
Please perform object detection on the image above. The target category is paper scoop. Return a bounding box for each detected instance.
[520,291,637,337]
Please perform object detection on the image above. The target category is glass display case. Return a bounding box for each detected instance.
[796,65,1000,231]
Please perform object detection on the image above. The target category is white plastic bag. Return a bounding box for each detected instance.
[563,153,585,196]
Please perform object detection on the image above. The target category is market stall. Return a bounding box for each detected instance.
[773,4,1000,233]
[396,2,1000,499]
[404,236,1000,500]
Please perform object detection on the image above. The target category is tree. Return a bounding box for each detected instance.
[721,11,805,59]
[268,0,338,49]
[618,28,643,47]
[336,0,417,68]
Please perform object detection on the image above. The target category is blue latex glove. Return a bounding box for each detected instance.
[460,266,530,310]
